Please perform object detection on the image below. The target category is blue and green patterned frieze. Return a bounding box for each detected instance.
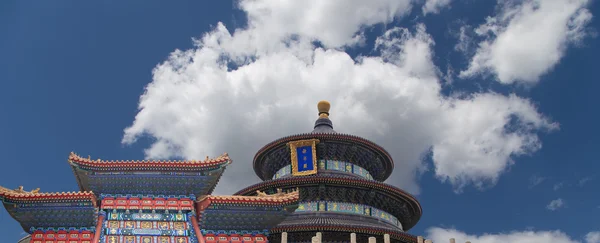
[106,212,188,221]
[100,194,196,201]
[204,204,288,211]
[101,235,198,243]
[273,160,374,180]
[200,229,269,236]
[6,201,96,208]
[104,228,192,236]
[296,201,402,229]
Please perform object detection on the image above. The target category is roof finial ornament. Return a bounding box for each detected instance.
[14,186,24,193]
[318,100,331,118]
[312,100,336,133]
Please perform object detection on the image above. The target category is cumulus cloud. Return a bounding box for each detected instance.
[238,0,412,49]
[460,0,593,85]
[586,232,600,243]
[122,0,557,194]
[427,228,581,243]
[422,0,452,15]
[547,198,566,211]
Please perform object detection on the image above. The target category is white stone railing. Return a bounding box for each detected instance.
[280,232,471,243]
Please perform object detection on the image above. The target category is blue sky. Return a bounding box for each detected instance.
[1,0,599,242]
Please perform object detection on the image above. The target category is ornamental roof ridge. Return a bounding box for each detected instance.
[68,151,231,167]
[0,185,96,200]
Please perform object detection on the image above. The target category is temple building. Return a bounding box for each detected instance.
[1,101,425,243]
[235,101,422,243]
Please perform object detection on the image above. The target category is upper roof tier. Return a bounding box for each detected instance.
[253,101,395,181]
[68,152,231,198]
[68,152,231,171]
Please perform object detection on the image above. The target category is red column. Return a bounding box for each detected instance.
[92,213,105,243]
[190,215,205,243]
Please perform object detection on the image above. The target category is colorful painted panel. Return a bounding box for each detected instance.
[273,160,374,180]
[30,229,94,243]
[294,201,402,229]
[295,201,318,212]
[327,202,363,214]
[371,208,400,227]
[101,197,194,211]
[100,196,197,243]
[106,212,188,221]
[104,235,189,243]
[203,235,267,243]
[273,165,291,179]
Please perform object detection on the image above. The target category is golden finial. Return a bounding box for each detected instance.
[318,100,331,118]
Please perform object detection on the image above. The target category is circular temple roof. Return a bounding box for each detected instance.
[253,101,395,181]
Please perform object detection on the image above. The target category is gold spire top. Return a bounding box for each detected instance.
[318,100,331,118]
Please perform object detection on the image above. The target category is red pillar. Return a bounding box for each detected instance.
[190,215,205,243]
[92,213,105,243]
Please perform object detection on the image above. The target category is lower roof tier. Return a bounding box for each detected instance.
[197,191,300,231]
[269,230,417,243]
[270,212,418,243]
[0,186,97,232]
[234,176,422,230]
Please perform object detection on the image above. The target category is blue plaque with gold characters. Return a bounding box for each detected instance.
[288,139,320,176]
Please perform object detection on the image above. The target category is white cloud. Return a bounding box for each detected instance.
[122,0,557,194]
[460,0,593,85]
[529,174,545,188]
[427,228,581,243]
[454,25,473,54]
[422,0,452,15]
[238,0,412,49]
[587,232,600,243]
[554,182,565,190]
[579,176,593,186]
[547,198,566,211]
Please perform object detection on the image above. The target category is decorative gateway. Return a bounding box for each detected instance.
[0,152,300,243]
